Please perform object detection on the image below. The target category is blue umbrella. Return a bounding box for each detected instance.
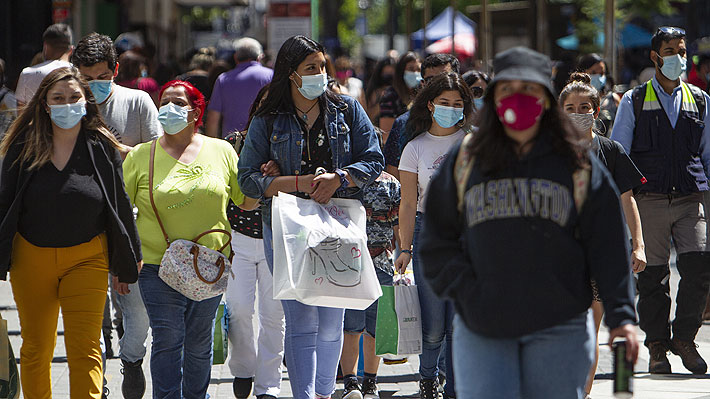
[555,23,652,50]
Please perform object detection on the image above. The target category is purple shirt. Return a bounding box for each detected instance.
[208,61,273,137]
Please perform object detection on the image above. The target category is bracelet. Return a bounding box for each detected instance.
[295,176,299,192]
[401,249,413,256]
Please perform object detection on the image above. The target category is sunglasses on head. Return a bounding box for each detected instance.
[657,26,686,36]
[471,86,484,98]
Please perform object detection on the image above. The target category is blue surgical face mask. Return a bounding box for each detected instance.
[49,101,87,129]
[158,103,192,135]
[404,71,423,89]
[659,54,687,81]
[590,74,606,91]
[432,104,464,128]
[88,80,113,104]
[473,97,484,110]
[294,72,328,100]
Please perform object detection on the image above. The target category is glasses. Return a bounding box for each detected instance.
[471,86,484,98]
[657,26,686,36]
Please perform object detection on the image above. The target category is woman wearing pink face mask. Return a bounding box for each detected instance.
[417,47,639,399]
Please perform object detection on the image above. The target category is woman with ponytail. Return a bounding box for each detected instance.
[560,72,646,398]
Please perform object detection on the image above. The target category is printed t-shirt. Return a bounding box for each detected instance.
[123,137,245,264]
[399,130,464,213]
[100,84,161,147]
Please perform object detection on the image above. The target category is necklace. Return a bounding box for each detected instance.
[294,100,319,122]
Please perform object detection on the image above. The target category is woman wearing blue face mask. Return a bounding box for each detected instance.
[237,35,384,399]
[0,67,142,398]
[577,53,620,136]
[394,72,473,399]
[378,52,421,140]
[122,80,259,398]
[463,70,490,113]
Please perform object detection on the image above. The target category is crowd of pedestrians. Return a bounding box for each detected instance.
[1,21,710,399]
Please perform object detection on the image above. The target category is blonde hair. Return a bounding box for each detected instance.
[0,66,122,170]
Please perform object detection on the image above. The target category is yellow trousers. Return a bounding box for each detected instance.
[10,233,109,399]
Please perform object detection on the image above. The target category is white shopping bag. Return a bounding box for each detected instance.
[271,192,382,309]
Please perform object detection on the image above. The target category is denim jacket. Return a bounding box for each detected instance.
[237,94,385,226]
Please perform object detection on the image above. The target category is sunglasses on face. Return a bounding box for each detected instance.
[657,26,686,36]
[470,86,484,98]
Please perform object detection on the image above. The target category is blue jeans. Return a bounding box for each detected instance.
[264,224,346,399]
[413,213,455,396]
[139,264,221,399]
[344,264,394,337]
[116,281,150,363]
[452,312,594,399]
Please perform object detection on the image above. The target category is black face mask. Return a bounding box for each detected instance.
[381,74,393,85]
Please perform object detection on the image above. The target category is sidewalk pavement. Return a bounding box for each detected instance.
[3,265,710,398]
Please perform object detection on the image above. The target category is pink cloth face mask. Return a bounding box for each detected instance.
[496,92,544,131]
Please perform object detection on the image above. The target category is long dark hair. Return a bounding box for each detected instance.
[468,81,589,175]
[393,51,420,106]
[365,55,397,105]
[256,35,340,117]
[405,73,474,142]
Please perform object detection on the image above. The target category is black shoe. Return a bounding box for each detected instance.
[419,378,441,399]
[103,330,114,359]
[361,377,379,399]
[648,341,672,374]
[342,376,363,399]
[121,359,146,399]
[671,338,708,374]
[233,377,254,399]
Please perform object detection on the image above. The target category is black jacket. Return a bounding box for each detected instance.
[0,130,142,283]
[419,131,636,338]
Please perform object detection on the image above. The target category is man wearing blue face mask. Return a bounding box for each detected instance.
[72,32,161,399]
[73,33,161,150]
[611,26,710,376]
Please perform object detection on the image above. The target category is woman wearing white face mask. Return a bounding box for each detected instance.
[0,67,142,398]
[394,72,473,399]
[560,72,646,399]
[237,35,384,399]
[122,80,259,398]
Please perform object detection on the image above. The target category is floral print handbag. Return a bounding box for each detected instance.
[148,140,233,301]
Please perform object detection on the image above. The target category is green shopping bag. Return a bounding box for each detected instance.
[375,277,422,356]
[375,285,398,355]
[213,303,229,365]
[0,314,19,399]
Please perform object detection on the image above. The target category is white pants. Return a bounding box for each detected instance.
[226,232,285,397]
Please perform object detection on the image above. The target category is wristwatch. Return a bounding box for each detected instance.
[334,168,349,191]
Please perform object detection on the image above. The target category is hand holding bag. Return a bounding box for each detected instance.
[149,140,233,302]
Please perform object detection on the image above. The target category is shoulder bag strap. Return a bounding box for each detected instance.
[149,139,171,246]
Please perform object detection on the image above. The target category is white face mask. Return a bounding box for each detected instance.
[158,103,192,135]
[294,72,328,100]
[568,112,596,132]
[659,54,687,81]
